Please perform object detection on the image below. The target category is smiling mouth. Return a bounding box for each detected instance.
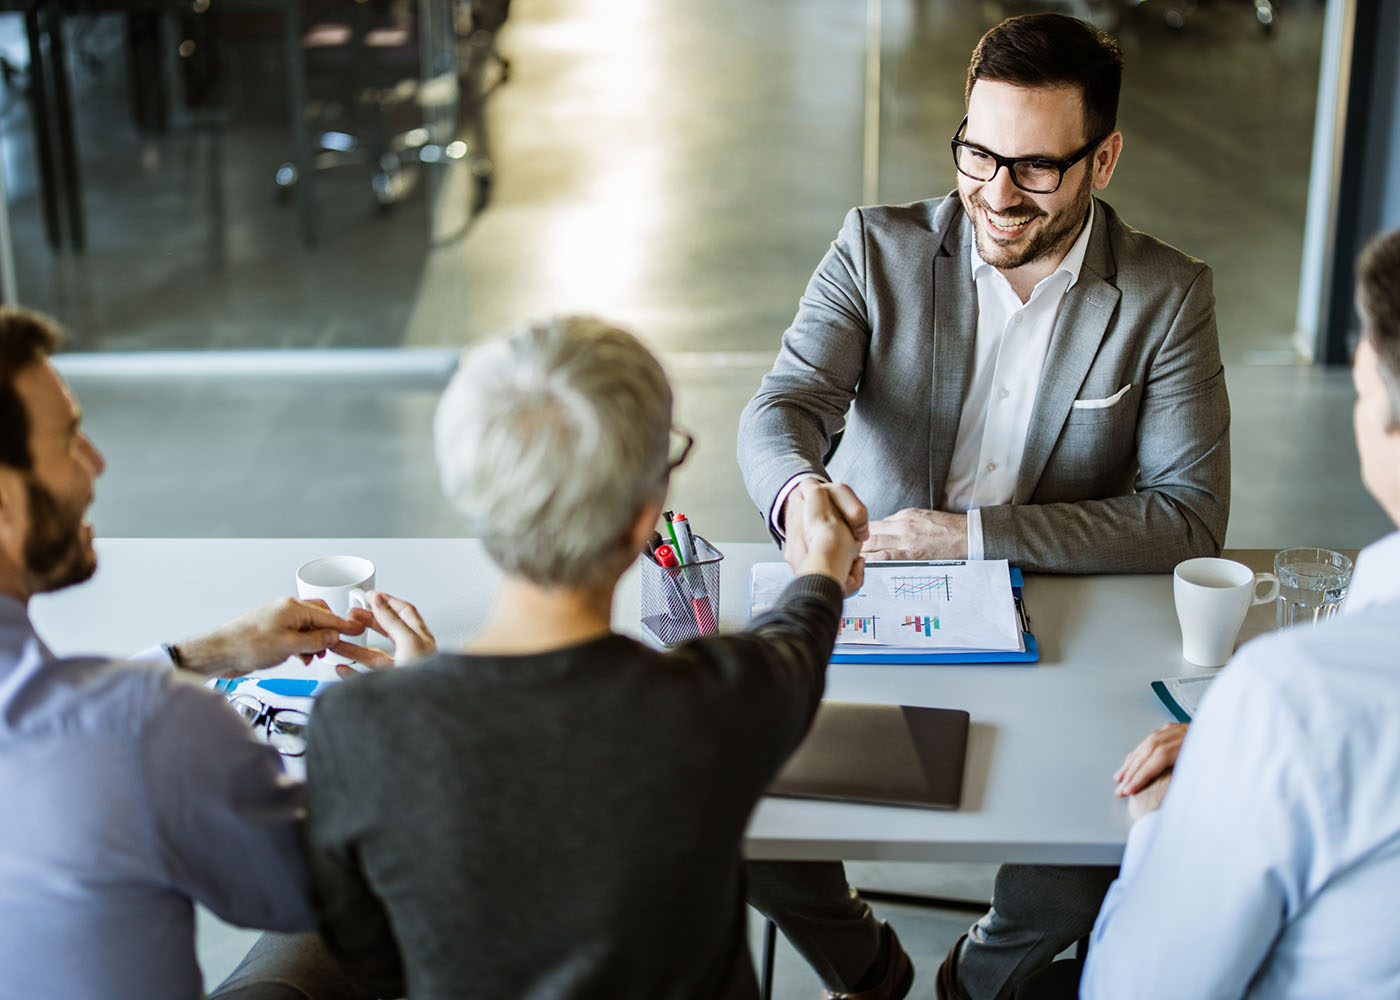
[982,206,1038,237]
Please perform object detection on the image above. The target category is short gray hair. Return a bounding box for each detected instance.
[435,316,673,587]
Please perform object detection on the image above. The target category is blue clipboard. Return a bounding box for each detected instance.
[213,676,326,698]
[1151,680,1193,722]
[828,568,1039,665]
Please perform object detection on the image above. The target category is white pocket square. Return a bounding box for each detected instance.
[1071,383,1132,410]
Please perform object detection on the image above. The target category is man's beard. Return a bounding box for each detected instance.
[963,171,1092,272]
[24,478,96,593]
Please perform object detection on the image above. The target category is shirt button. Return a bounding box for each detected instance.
[1012,315,1023,324]
[986,461,997,472]
[998,388,1010,400]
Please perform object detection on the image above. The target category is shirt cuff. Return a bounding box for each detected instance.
[770,472,829,540]
[131,644,177,670]
[966,508,985,560]
[1118,809,1163,880]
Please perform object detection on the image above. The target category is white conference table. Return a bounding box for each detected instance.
[29,538,1279,868]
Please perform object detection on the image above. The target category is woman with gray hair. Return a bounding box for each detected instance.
[303,315,869,999]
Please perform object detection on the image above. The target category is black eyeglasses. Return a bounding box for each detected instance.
[666,425,694,475]
[951,116,1107,194]
[229,694,310,757]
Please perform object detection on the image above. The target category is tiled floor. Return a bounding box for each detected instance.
[5,0,1377,996]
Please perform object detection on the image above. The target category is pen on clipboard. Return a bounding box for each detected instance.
[1014,596,1031,635]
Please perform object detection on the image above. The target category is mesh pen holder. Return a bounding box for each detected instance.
[640,536,723,645]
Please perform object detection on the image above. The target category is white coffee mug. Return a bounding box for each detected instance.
[295,555,376,618]
[1173,557,1280,667]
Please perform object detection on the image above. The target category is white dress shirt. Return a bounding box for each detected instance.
[1345,528,1400,614]
[770,202,1095,560]
[1083,531,1400,999]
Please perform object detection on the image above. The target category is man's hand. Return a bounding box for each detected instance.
[791,482,869,595]
[779,476,825,573]
[1128,772,1172,824]
[1114,722,1188,797]
[174,597,364,678]
[862,508,968,560]
[331,590,436,675]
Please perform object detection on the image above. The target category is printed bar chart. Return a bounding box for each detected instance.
[901,614,940,636]
[749,559,1025,654]
[839,615,878,641]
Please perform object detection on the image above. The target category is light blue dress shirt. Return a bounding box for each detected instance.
[1083,532,1400,998]
[0,596,315,1000]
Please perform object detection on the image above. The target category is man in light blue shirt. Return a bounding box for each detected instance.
[1082,228,1400,998]
[0,307,371,999]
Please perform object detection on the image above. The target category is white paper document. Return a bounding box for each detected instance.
[751,559,1024,653]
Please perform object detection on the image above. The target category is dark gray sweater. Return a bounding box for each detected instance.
[304,574,843,1000]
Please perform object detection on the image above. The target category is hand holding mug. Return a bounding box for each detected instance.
[171,597,362,678]
[331,590,437,674]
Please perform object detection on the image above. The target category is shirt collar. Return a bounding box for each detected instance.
[970,198,1096,291]
[0,593,28,628]
[0,591,47,683]
[1346,529,1400,614]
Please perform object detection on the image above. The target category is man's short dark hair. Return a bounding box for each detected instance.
[965,13,1124,144]
[0,308,63,471]
[1358,229,1400,428]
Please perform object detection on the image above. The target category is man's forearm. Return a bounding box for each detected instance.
[738,398,840,543]
[977,491,1225,574]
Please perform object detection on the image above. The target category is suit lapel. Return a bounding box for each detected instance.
[929,212,976,509]
[1015,204,1121,502]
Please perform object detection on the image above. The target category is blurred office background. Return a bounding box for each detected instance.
[5,1,1397,993]
[0,0,1391,550]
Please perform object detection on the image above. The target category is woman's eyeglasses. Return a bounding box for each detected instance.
[229,694,310,757]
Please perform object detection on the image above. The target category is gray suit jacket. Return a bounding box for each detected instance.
[737,195,1230,574]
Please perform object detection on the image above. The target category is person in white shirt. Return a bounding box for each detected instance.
[739,13,1229,1000]
[1082,226,1400,999]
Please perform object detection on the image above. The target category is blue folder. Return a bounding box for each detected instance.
[828,568,1039,665]
[213,676,325,698]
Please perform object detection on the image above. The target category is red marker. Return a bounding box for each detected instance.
[671,513,716,632]
[654,545,715,635]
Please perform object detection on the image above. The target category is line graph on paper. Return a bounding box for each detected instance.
[887,574,952,601]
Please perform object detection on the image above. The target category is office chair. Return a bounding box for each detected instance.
[273,0,459,208]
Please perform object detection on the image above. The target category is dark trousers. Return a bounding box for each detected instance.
[747,861,885,991]
[746,860,1117,999]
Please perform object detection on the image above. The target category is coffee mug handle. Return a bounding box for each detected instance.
[348,589,371,614]
[1252,572,1280,605]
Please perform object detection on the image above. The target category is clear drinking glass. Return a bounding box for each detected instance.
[1273,547,1353,628]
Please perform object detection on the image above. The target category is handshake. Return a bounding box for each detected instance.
[782,482,869,595]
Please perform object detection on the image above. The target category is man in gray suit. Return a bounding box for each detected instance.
[739,13,1229,1000]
